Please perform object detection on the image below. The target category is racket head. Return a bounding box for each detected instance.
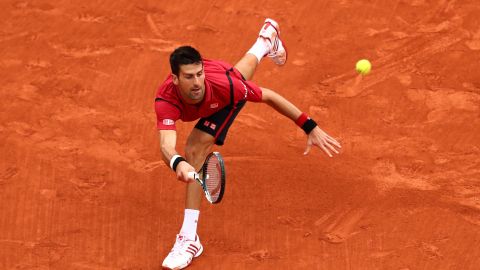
[201,152,226,204]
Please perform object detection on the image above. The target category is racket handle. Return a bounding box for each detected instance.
[187,172,198,180]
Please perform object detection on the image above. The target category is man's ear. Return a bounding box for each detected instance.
[172,74,179,85]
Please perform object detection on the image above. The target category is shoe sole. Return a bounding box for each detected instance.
[271,39,287,65]
[260,19,280,45]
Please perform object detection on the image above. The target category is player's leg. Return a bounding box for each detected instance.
[176,129,215,241]
[234,53,259,81]
[177,101,246,238]
[234,18,288,80]
[184,129,215,210]
[162,102,245,269]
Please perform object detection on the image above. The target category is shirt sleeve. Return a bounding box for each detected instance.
[155,100,181,130]
[229,66,263,102]
[244,80,263,102]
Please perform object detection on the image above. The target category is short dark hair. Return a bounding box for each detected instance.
[169,46,203,76]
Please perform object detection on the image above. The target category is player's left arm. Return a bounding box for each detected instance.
[260,87,341,157]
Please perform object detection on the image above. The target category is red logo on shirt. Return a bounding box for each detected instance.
[162,119,174,126]
[210,103,219,109]
[210,123,216,130]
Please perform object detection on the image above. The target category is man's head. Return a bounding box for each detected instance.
[170,46,205,104]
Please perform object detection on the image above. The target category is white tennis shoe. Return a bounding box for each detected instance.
[162,234,203,270]
[258,18,288,65]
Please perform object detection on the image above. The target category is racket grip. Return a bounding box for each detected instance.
[187,172,197,180]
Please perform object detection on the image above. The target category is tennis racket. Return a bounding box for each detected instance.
[188,152,226,204]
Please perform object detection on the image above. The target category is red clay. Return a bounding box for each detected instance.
[1,0,480,269]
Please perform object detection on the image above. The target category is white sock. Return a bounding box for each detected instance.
[246,38,271,63]
[180,209,199,240]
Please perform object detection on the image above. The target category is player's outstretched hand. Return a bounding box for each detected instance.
[304,126,341,157]
[176,161,196,182]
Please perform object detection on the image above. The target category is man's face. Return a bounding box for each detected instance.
[172,63,205,104]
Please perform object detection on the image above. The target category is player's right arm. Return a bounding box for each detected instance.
[158,130,196,182]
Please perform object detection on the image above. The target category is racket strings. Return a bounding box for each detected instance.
[204,157,222,201]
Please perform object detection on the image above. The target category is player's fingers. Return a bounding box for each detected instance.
[325,141,339,154]
[327,136,341,148]
[304,143,312,155]
[178,173,191,183]
[320,143,333,157]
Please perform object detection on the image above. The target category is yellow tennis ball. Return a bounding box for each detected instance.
[355,59,372,75]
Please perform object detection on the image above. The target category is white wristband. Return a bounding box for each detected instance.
[169,154,182,170]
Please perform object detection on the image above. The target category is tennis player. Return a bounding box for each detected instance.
[155,18,341,269]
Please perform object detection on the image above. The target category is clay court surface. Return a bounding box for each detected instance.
[1,0,480,269]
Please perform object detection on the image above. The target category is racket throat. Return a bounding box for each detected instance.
[202,188,213,203]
